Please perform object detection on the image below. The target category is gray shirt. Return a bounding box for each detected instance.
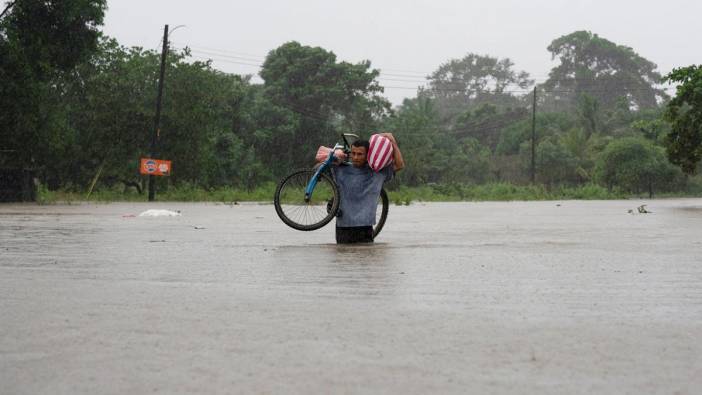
[332,164,393,227]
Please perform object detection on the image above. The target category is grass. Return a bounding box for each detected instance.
[36,182,278,204]
[35,181,702,205]
[385,183,629,205]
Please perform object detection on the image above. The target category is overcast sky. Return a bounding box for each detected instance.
[103,0,701,105]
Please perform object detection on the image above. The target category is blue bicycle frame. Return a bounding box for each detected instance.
[304,143,344,202]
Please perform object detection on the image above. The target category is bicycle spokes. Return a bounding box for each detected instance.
[274,169,339,230]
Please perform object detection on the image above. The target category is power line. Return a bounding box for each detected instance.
[187,54,263,68]
[172,41,675,82]
[180,46,432,81]
[185,48,265,63]
[178,48,672,91]
[173,43,676,95]
[172,42,432,77]
[173,47,675,97]
[170,42,267,60]
[383,85,672,95]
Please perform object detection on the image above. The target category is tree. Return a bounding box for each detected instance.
[55,38,158,189]
[594,137,681,196]
[496,112,576,155]
[663,65,702,174]
[158,52,255,187]
[1,0,105,74]
[543,31,666,110]
[259,41,390,175]
[631,117,670,144]
[51,39,262,191]
[576,94,599,137]
[451,104,529,150]
[383,96,442,185]
[441,138,492,184]
[0,0,107,172]
[426,53,533,116]
[534,138,578,187]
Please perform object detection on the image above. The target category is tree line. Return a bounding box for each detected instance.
[2,1,701,198]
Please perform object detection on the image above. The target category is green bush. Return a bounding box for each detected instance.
[31,180,701,205]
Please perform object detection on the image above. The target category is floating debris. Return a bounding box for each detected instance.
[139,209,182,217]
[628,205,652,214]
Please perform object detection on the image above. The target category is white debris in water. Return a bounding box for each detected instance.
[138,209,182,217]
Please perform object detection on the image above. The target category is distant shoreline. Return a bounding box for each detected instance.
[22,182,702,205]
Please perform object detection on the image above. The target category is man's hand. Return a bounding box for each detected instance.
[379,132,404,172]
[379,132,396,145]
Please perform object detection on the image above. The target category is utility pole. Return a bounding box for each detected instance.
[148,24,169,201]
[531,86,536,184]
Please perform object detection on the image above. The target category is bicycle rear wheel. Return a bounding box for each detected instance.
[274,169,339,231]
[373,188,389,239]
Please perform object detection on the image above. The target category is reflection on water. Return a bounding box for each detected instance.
[672,206,702,214]
[271,242,403,294]
[274,242,393,268]
[0,214,102,268]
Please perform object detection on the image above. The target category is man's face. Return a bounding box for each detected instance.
[350,146,367,168]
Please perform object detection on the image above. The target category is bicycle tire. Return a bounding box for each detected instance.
[274,169,340,231]
[373,188,389,239]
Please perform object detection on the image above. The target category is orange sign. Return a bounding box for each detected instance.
[140,158,171,176]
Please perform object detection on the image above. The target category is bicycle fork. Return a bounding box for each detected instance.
[304,150,336,202]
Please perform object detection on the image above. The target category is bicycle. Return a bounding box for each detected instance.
[273,133,389,238]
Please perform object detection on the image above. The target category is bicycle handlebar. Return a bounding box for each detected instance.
[341,133,359,149]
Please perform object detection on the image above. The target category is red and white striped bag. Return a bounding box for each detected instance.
[367,134,394,172]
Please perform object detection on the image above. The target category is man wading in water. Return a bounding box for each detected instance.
[326,133,404,244]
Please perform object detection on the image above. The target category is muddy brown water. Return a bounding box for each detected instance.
[1,200,701,394]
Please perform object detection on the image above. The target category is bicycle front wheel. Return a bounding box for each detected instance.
[274,169,339,231]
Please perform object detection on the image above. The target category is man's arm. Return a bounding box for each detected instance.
[315,147,345,166]
[381,133,404,172]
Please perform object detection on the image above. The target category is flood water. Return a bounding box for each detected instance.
[1,199,701,394]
